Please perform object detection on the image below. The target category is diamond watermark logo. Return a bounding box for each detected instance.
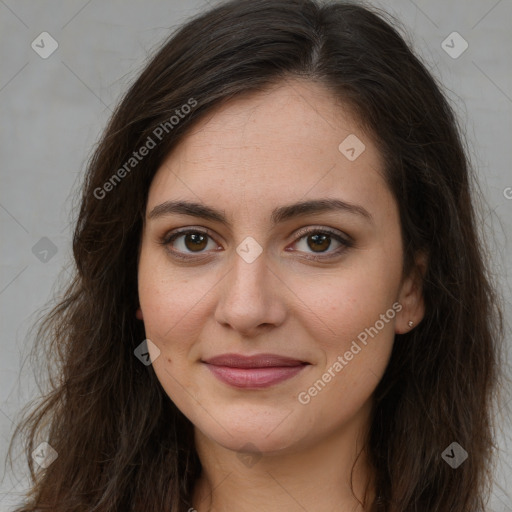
[338,134,366,161]
[237,442,262,468]
[134,338,161,366]
[32,237,58,263]
[31,32,59,59]
[441,442,468,468]
[32,441,58,468]
[236,236,263,263]
[441,32,468,59]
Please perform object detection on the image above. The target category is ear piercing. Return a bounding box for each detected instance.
[408,320,414,327]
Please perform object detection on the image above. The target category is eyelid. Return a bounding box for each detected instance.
[163,226,217,240]
[158,226,220,255]
[292,225,352,244]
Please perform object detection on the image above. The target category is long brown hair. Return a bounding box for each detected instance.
[7,1,506,510]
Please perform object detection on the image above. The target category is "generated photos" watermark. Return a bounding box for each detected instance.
[298,301,403,405]
[94,97,197,200]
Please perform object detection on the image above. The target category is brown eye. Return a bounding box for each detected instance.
[306,233,331,252]
[182,232,208,252]
[162,229,218,257]
[291,227,353,260]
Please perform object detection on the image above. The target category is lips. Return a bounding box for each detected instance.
[202,353,310,388]
[203,353,308,368]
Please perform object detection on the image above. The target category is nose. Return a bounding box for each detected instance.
[214,247,287,337]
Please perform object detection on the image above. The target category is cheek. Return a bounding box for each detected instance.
[293,259,400,350]
[296,277,397,426]
[137,244,212,347]
[292,253,399,407]
[137,255,209,411]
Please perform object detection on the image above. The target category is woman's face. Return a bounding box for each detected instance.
[138,79,424,454]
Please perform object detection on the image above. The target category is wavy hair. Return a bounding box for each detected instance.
[7,1,505,510]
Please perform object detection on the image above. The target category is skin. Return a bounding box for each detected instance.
[137,78,426,512]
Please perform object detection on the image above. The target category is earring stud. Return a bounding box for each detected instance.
[408,320,414,327]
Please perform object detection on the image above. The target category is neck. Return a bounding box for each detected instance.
[191,401,375,512]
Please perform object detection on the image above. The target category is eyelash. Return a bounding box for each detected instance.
[159,226,353,262]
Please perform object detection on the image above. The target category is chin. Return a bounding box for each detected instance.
[194,409,304,454]
[213,429,300,455]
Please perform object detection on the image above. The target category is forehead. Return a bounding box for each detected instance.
[169,80,369,162]
[147,79,394,226]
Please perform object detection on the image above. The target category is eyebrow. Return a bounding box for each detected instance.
[147,198,373,226]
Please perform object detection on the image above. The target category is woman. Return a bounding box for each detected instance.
[7,0,505,511]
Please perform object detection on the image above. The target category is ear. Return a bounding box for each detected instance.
[395,251,427,334]
[136,307,144,320]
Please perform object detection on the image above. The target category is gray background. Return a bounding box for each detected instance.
[1,0,511,510]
